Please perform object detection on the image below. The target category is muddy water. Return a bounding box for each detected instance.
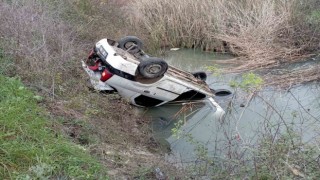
[145,49,320,165]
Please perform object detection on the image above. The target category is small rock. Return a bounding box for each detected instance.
[155,168,166,180]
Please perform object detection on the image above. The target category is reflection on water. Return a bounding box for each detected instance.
[145,49,320,166]
[164,48,235,71]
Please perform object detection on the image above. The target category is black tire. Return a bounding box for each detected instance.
[192,71,207,81]
[211,89,232,97]
[118,36,143,53]
[138,57,168,79]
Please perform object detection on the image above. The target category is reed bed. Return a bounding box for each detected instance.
[129,0,319,71]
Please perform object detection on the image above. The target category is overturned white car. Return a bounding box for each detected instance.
[82,36,225,111]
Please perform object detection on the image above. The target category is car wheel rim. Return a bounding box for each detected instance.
[146,64,162,74]
[124,42,136,49]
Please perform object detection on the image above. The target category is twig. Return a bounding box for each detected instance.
[288,90,320,123]
[256,94,296,148]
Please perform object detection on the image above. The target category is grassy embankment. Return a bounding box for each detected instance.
[0,55,106,179]
[0,0,181,178]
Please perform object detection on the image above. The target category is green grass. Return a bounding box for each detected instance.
[0,75,107,179]
[0,48,14,76]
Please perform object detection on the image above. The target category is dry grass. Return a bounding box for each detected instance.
[129,0,319,71]
[128,0,220,50]
[0,0,80,92]
[0,0,130,127]
[0,0,133,94]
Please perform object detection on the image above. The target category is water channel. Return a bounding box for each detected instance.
[144,49,320,167]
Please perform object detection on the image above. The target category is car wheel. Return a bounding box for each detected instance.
[118,36,143,53]
[210,89,232,97]
[138,57,168,79]
[192,71,207,81]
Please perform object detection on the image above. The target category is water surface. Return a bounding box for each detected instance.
[146,49,320,165]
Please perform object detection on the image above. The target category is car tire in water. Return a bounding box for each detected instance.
[118,36,143,53]
[211,88,232,97]
[138,57,168,79]
[192,71,207,81]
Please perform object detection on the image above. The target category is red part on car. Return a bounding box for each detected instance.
[88,61,100,71]
[100,69,113,82]
[87,49,101,71]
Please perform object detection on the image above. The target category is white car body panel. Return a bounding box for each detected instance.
[97,40,138,76]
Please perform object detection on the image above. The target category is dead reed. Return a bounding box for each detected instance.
[129,0,319,71]
[265,64,320,88]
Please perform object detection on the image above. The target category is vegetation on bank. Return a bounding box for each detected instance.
[129,0,320,70]
[0,1,178,178]
[0,75,107,179]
